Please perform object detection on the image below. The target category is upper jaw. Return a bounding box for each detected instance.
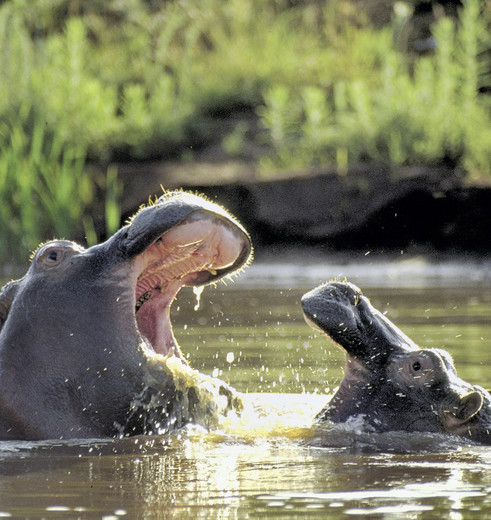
[123,191,252,266]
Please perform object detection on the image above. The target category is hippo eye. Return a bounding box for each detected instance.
[40,247,64,267]
[33,241,83,271]
[412,361,422,372]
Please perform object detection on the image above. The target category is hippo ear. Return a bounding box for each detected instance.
[0,281,19,330]
[443,391,483,428]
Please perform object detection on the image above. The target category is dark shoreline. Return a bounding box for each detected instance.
[118,161,491,255]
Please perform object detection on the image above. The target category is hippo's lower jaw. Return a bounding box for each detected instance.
[129,207,251,358]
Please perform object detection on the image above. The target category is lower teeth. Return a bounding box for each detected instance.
[135,290,152,311]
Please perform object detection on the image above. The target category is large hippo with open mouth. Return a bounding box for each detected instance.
[0,191,252,440]
[302,282,491,444]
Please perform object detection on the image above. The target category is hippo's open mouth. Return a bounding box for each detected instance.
[128,194,252,358]
[0,190,251,440]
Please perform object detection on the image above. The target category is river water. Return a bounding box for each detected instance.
[1,255,491,519]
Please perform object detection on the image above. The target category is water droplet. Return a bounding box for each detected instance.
[226,352,234,363]
[193,285,205,311]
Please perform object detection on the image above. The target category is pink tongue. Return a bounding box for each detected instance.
[136,284,180,356]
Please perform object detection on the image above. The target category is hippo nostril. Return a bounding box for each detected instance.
[412,361,422,372]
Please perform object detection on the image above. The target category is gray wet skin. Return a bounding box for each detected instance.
[302,282,491,444]
[0,191,252,440]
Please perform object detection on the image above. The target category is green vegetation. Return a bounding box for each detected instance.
[0,0,489,265]
[0,114,122,263]
[259,0,490,175]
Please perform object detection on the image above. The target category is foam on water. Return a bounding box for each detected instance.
[217,392,326,440]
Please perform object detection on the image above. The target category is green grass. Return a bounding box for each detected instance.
[0,0,489,265]
[0,115,121,265]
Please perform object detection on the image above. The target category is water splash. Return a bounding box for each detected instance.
[217,393,325,440]
[193,285,205,311]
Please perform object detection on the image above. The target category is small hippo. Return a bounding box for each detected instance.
[0,191,252,440]
[301,282,491,444]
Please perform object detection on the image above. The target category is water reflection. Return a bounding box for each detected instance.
[3,434,491,518]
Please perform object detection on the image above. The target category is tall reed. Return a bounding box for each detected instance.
[0,117,121,266]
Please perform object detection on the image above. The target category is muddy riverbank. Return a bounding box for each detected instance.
[118,160,491,254]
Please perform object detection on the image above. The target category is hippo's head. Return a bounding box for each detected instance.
[302,282,491,444]
[0,191,252,440]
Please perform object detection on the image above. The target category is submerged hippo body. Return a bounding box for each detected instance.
[302,282,491,444]
[0,191,252,440]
